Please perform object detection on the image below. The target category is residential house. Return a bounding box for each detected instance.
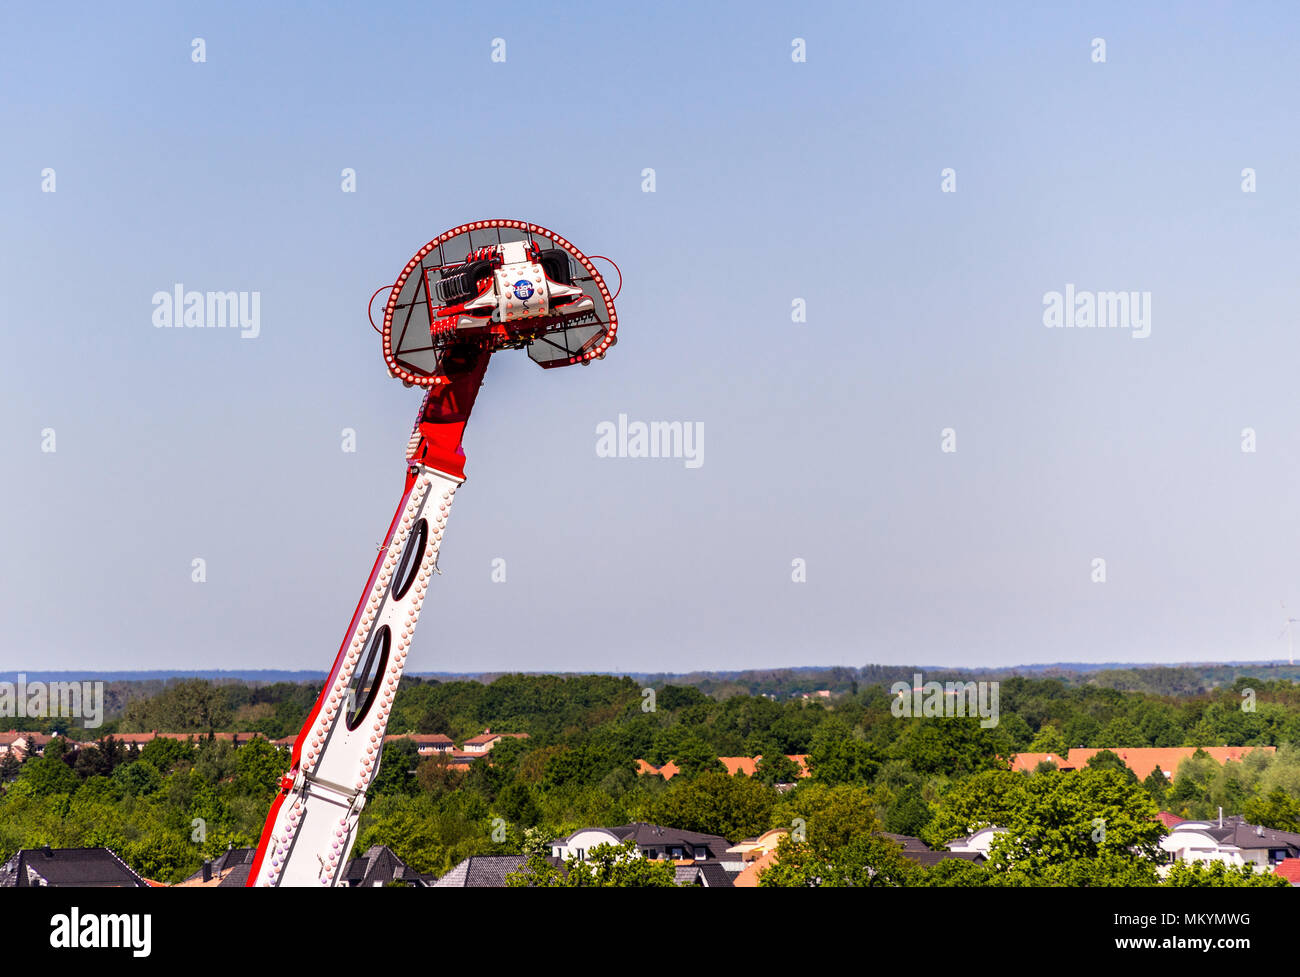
[341,845,429,887]
[551,823,741,873]
[461,728,529,754]
[675,863,735,886]
[883,832,986,869]
[731,830,981,885]
[728,828,790,863]
[434,854,534,887]
[101,731,272,750]
[1160,814,1300,872]
[946,826,1006,858]
[1274,858,1300,886]
[176,848,256,887]
[405,734,455,756]
[0,846,151,887]
[0,731,62,760]
[732,848,781,887]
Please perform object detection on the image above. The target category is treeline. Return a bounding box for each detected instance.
[20,663,1300,739]
[4,672,1300,884]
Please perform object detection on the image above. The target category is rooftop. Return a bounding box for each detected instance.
[0,847,150,888]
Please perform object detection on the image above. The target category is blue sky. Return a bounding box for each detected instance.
[3,1,1300,672]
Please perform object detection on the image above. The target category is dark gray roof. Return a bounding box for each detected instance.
[555,823,733,859]
[215,848,254,887]
[434,854,530,887]
[342,845,426,887]
[180,847,256,886]
[697,862,737,887]
[1179,816,1300,852]
[0,847,150,887]
[902,850,985,868]
[673,861,739,886]
[881,832,932,852]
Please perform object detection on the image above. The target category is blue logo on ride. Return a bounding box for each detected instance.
[512,280,535,301]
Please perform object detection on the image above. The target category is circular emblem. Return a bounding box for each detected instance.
[512,280,535,301]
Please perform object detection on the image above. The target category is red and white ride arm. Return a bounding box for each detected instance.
[248,350,490,886]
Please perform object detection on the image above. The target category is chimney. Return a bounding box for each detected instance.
[1218,807,1223,828]
[201,860,212,883]
[42,844,53,859]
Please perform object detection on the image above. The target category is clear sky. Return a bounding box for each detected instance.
[3,1,1300,673]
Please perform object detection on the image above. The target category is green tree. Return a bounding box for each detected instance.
[1097,716,1147,748]
[1142,767,1171,808]
[886,719,1004,779]
[112,759,163,797]
[1242,788,1300,832]
[233,737,288,799]
[987,768,1164,884]
[508,839,678,887]
[670,738,725,779]
[1163,860,1290,887]
[122,680,231,735]
[757,833,920,887]
[917,857,993,887]
[73,746,111,780]
[922,770,1027,849]
[1025,725,1069,756]
[17,755,79,796]
[807,720,879,784]
[139,737,196,774]
[122,832,198,884]
[1085,749,1138,783]
[773,783,881,852]
[755,751,800,786]
[649,770,775,840]
[370,738,420,797]
[882,783,933,837]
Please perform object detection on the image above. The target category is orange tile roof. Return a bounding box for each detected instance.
[720,757,759,777]
[109,733,159,744]
[1010,746,1275,781]
[1274,858,1300,885]
[1008,752,1070,772]
[1156,811,1185,829]
[99,731,270,745]
[733,848,780,888]
[638,756,810,781]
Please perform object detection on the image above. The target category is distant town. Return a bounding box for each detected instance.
[1,664,1299,887]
